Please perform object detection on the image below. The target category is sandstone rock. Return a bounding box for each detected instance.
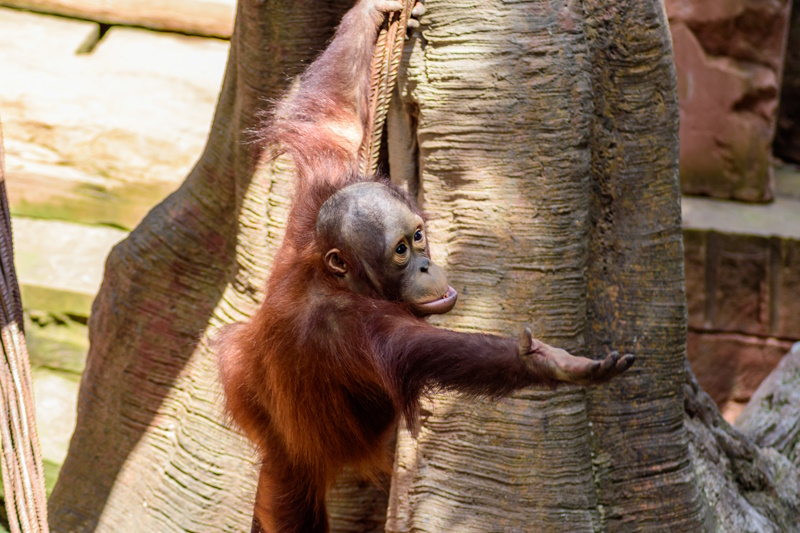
[667,0,791,70]
[667,0,792,201]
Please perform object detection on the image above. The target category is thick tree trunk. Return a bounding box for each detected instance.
[386,1,599,530]
[385,0,706,530]
[46,0,800,532]
[582,1,707,528]
[47,2,389,531]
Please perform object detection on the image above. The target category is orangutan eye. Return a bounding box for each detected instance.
[396,243,408,255]
[414,230,423,242]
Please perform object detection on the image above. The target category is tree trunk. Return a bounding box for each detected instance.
[47,0,800,532]
[47,2,389,531]
[385,0,706,530]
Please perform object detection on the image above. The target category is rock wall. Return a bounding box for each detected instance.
[682,200,800,420]
[667,0,792,201]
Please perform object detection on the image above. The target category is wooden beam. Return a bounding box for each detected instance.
[0,0,235,38]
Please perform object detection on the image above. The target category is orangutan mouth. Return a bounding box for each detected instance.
[414,286,458,315]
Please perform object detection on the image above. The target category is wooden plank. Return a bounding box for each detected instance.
[0,0,235,38]
[14,217,127,317]
[0,8,228,229]
[7,169,176,230]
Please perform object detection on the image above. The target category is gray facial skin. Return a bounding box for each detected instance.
[317,182,457,315]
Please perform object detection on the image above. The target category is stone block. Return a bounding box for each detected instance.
[0,0,236,38]
[682,190,800,239]
[776,237,800,338]
[731,337,793,404]
[14,217,127,317]
[32,368,79,467]
[708,232,771,336]
[667,0,792,201]
[683,195,800,419]
[0,8,228,229]
[24,312,88,375]
[682,194,800,339]
[687,331,738,407]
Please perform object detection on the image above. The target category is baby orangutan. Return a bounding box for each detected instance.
[216,1,634,531]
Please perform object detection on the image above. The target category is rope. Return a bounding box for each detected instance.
[0,122,49,533]
[357,0,415,175]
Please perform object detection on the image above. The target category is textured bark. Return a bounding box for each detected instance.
[582,1,708,529]
[386,1,598,530]
[685,359,800,533]
[384,0,707,531]
[736,342,800,469]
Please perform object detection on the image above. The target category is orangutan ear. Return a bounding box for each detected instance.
[324,249,348,276]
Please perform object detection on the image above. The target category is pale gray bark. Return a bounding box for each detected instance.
[686,352,800,533]
[736,342,800,466]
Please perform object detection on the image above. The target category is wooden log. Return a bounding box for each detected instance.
[0,0,235,38]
